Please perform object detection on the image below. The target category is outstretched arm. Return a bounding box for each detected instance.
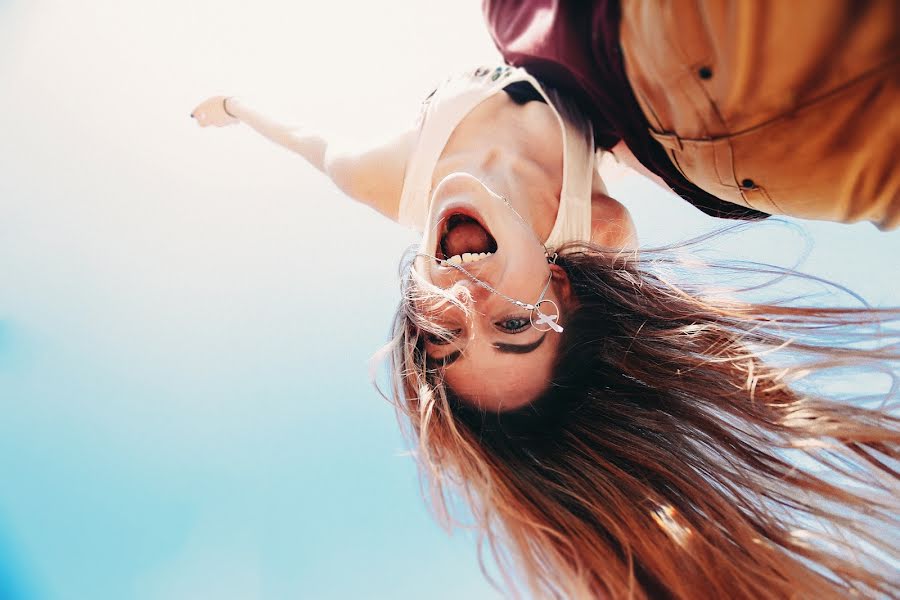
[191,96,414,221]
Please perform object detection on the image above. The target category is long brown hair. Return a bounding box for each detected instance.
[383,239,899,599]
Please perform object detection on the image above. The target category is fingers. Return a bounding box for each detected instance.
[192,110,208,126]
[190,109,213,127]
[189,96,237,127]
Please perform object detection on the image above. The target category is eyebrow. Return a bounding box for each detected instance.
[425,334,548,369]
[494,334,548,354]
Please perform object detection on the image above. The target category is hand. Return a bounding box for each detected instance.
[190,96,239,127]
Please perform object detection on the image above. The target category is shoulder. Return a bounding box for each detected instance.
[591,197,637,249]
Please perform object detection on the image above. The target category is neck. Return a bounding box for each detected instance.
[433,92,564,242]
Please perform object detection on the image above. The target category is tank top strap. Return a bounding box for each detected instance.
[399,65,595,249]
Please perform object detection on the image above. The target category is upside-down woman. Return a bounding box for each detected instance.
[191,61,898,598]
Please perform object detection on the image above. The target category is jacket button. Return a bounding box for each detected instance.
[741,178,756,189]
[698,66,713,79]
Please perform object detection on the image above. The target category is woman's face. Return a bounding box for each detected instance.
[410,87,637,411]
[415,173,575,411]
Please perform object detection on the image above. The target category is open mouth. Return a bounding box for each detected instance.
[436,212,498,266]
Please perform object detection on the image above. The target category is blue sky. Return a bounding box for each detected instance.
[0,1,897,599]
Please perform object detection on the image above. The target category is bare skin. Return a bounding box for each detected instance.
[191,89,637,410]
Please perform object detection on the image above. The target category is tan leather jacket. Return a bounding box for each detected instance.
[621,0,899,229]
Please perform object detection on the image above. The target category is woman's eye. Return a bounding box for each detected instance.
[497,317,530,333]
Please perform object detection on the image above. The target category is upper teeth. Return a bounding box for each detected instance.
[444,252,493,266]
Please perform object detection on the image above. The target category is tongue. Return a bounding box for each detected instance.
[442,221,492,257]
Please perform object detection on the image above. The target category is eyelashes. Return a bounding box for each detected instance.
[422,315,531,347]
[423,328,462,346]
[495,315,530,333]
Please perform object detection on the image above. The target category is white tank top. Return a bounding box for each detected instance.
[399,65,596,252]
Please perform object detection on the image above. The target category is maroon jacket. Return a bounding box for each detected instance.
[484,0,768,220]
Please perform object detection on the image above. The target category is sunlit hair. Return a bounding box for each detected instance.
[380,237,899,599]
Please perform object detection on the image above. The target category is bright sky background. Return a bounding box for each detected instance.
[0,1,897,599]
